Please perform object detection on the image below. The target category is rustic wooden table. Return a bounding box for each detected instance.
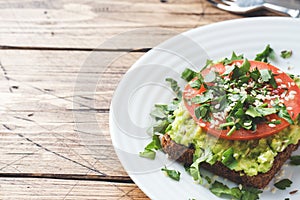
[0,0,279,199]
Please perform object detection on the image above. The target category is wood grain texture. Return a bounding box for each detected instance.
[0,178,148,200]
[0,0,278,199]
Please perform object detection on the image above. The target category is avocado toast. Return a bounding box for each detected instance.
[140,51,300,193]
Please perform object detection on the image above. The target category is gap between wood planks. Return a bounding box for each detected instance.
[0,173,133,184]
[0,45,151,53]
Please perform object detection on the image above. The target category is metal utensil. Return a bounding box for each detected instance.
[207,0,300,18]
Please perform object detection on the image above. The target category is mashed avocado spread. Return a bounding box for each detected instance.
[168,102,300,176]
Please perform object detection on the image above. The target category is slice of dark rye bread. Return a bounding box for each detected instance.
[161,134,300,189]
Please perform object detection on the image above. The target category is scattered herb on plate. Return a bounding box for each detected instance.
[274,179,293,190]
[281,50,292,59]
[161,166,181,181]
[290,155,300,165]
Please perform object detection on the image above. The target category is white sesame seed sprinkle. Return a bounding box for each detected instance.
[287,107,293,111]
[281,84,287,88]
[276,78,283,83]
[268,123,276,128]
[199,123,206,127]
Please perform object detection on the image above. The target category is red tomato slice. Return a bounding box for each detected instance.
[183,60,300,140]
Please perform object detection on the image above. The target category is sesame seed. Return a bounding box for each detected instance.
[199,123,206,127]
[290,90,297,95]
[291,82,296,86]
[284,96,290,101]
[268,123,276,128]
[214,104,220,109]
[271,188,277,193]
[281,84,287,88]
[276,78,283,83]
[287,107,293,111]
[277,70,283,74]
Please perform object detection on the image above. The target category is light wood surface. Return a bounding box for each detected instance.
[0,0,278,199]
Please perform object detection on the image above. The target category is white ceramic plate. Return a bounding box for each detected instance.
[110,17,300,200]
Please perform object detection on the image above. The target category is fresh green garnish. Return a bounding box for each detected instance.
[276,104,294,125]
[274,179,293,190]
[161,166,181,181]
[221,147,237,169]
[255,44,275,62]
[166,78,182,100]
[221,51,244,65]
[281,50,292,59]
[139,134,162,160]
[181,68,198,82]
[189,148,212,184]
[290,155,300,165]
[209,181,262,200]
[194,103,211,121]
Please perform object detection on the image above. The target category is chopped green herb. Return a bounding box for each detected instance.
[205,176,212,184]
[210,181,241,198]
[281,50,292,59]
[260,69,272,82]
[166,78,182,100]
[152,120,169,134]
[274,179,293,190]
[139,149,156,160]
[181,68,198,82]
[139,135,162,160]
[231,59,250,80]
[191,90,213,104]
[150,104,168,119]
[221,147,237,169]
[267,120,281,125]
[255,44,275,62]
[189,148,212,184]
[277,105,294,125]
[290,155,300,165]
[161,166,181,181]
[194,104,211,121]
[209,181,262,200]
[221,51,244,65]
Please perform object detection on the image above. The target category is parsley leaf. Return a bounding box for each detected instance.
[161,166,181,181]
[221,52,244,65]
[139,135,162,160]
[221,147,237,169]
[274,179,293,190]
[281,50,292,59]
[255,44,275,62]
[150,104,168,119]
[189,148,212,184]
[139,149,156,160]
[277,105,294,125]
[259,69,277,88]
[191,90,213,104]
[290,155,300,165]
[194,104,211,121]
[210,181,262,200]
[181,68,198,82]
[166,78,182,100]
[231,59,250,80]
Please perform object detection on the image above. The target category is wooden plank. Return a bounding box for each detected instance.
[0,0,242,48]
[0,49,141,176]
[0,177,149,199]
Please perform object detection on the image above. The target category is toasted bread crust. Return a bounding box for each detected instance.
[161,134,300,188]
